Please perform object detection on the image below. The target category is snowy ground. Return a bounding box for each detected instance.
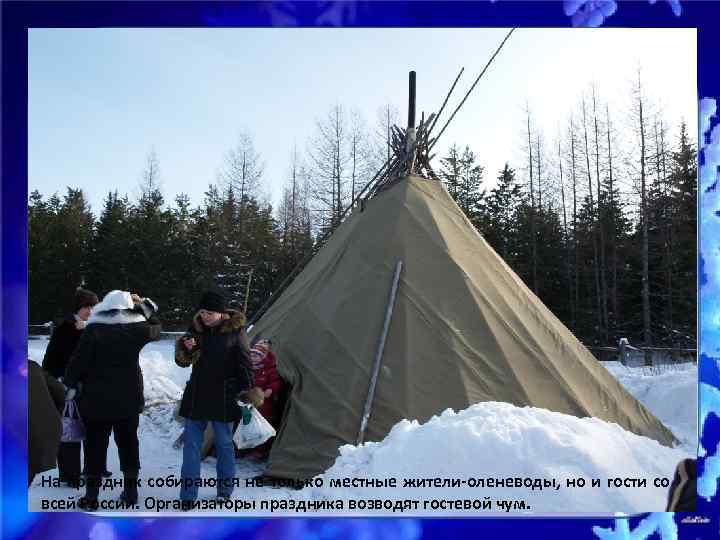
[602,361,697,452]
[27,337,697,515]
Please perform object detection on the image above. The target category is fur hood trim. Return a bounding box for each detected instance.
[93,290,134,313]
[192,309,246,333]
[88,310,147,326]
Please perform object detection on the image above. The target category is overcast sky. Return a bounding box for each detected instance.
[29,27,697,214]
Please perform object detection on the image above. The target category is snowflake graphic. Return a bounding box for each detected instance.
[563,1,617,27]
[699,99,720,505]
[201,1,361,27]
[592,513,677,540]
[648,0,682,17]
[563,0,682,27]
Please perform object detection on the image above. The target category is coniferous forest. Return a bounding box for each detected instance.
[29,80,697,346]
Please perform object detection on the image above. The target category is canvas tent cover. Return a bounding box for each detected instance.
[251,175,676,480]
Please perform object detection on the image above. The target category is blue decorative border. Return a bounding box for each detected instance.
[3,2,719,539]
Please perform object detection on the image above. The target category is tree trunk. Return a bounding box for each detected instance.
[558,135,572,328]
[605,104,619,332]
[239,151,247,239]
[291,148,298,261]
[582,96,603,342]
[662,119,674,344]
[526,106,538,294]
[637,72,652,350]
[536,134,543,210]
[570,116,579,331]
[592,85,609,343]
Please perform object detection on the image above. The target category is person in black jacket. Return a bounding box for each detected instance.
[41,287,99,486]
[666,458,696,512]
[175,290,258,506]
[28,360,66,486]
[64,290,161,509]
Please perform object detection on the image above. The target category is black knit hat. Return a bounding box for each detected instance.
[75,288,99,312]
[198,290,226,313]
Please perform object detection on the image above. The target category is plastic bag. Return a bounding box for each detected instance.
[233,402,276,449]
[61,400,85,442]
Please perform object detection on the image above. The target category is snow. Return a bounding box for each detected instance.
[307,402,688,513]
[27,337,696,515]
[601,361,697,454]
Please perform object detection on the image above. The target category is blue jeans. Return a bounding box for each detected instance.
[179,419,235,501]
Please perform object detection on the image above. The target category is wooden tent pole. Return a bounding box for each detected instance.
[427,67,464,137]
[357,260,404,445]
[429,28,516,151]
[243,268,254,314]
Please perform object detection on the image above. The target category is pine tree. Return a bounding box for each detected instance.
[163,193,197,326]
[439,144,463,204]
[29,190,60,322]
[477,164,521,264]
[54,188,95,311]
[217,187,248,310]
[277,151,315,282]
[456,146,485,219]
[239,198,282,317]
[89,191,133,294]
[668,121,697,345]
[126,150,172,312]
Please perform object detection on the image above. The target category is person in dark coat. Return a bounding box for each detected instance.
[41,287,100,485]
[175,290,258,505]
[28,360,65,486]
[64,290,161,509]
[666,458,696,512]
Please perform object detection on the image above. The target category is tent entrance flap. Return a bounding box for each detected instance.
[357,260,404,445]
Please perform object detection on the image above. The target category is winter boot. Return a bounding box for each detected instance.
[119,473,139,506]
[78,476,100,511]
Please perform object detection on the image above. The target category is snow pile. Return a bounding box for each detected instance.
[139,339,193,387]
[140,351,183,407]
[138,403,185,457]
[306,402,688,513]
[602,361,697,453]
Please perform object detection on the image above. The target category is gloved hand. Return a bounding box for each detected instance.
[245,387,265,408]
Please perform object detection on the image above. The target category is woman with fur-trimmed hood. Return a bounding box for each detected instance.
[175,290,260,506]
[64,290,160,509]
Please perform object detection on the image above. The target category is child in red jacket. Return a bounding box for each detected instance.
[246,340,283,459]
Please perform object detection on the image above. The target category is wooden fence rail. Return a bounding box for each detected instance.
[587,339,696,366]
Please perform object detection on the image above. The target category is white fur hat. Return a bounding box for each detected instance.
[93,290,134,313]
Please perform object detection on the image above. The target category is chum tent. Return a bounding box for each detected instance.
[249,69,677,481]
